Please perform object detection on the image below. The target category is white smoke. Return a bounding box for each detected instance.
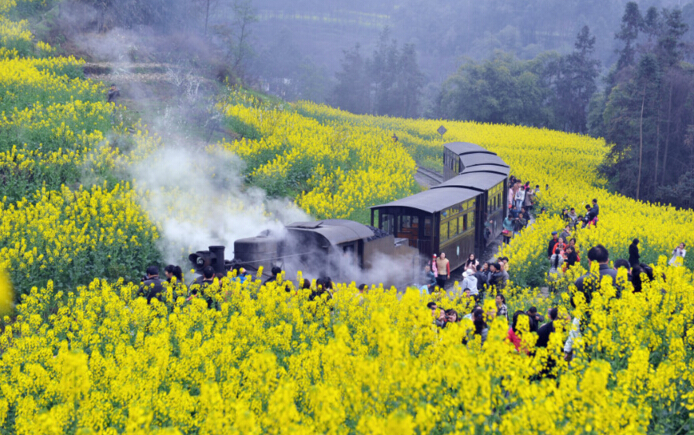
[129,144,309,265]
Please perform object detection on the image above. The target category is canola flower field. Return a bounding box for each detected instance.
[1,1,694,433]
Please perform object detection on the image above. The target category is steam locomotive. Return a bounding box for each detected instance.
[189,142,509,285]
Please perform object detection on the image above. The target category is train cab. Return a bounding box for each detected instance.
[371,142,509,272]
[370,187,480,272]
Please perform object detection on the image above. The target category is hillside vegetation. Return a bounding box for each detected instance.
[1,1,694,434]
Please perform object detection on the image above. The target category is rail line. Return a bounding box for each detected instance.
[416,165,444,185]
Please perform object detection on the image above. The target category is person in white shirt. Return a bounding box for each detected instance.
[669,242,686,266]
[514,186,526,210]
[462,269,478,296]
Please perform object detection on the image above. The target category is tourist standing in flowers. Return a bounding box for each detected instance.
[632,263,655,293]
[628,239,640,267]
[536,308,559,348]
[264,266,283,284]
[591,199,600,217]
[509,204,519,219]
[567,207,580,228]
[560,225,572,242]
[462,269,478,297]
[465,254,479,270]
[502,215,514,244]
[472,307,489,343]
[514,186,526,210]
[515,212,528,233]
[507,310,529,352]
[140,266,164,304]
[669,242,686,266]
[445,309,459,323]
[565,246,579,269]
[475,263,489,294]
[548,231,559,259]
[164,265,183,283]
[435,253,450,289]
[421,265,436,294]
[496,293,508,322]
[573,245,618,306]
[107,83,120,103]
[548,250,564,290]
[523,186,534,216]
[564,316,581,362]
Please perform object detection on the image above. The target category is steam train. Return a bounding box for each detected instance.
[189,142,509,285]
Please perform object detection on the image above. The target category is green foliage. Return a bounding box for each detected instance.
[435,51,558,127]
[331,29,425,118]
[592,3,694,207]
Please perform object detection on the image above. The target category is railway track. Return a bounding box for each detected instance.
[416,165,444,186]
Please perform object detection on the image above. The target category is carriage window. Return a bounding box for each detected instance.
[401,215,411,229]
[382,213,393,233]
[439,221,448,242]
[469,212,475,229]
[401,215,419,231]
[450,218,458,236]
[458,216,464,234]
[424,217,432,236]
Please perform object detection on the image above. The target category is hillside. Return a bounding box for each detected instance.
[1,1,694,434]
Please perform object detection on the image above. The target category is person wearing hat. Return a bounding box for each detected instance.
[140,265,164,304]
[547,231,559,259]
[462,268,478,297]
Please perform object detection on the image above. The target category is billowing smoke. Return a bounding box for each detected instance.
[129,144,309,265]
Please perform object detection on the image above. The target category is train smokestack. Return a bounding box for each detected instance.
[208,245,226,275]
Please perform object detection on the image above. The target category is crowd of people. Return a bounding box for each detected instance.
[137,263,323,307]
[502,177,541,244]
[428,298,579,368]
[559,199,600,230]
[546,227,686,292]
[419,253,511,297]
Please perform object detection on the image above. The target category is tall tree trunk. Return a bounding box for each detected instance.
[637,89,645,201]
[662,83,673,185]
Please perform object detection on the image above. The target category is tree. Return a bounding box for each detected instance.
[553,26,600,133]
[396,43,425,118]
[615,2,642,71]
[213,0,258,79]
[435,51,557,127]
[331,45,371,114]
[597,3,694,206]
[332,32,425,117]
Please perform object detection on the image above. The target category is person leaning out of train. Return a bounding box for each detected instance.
[139,265,164,304]
[435,253,450,289]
